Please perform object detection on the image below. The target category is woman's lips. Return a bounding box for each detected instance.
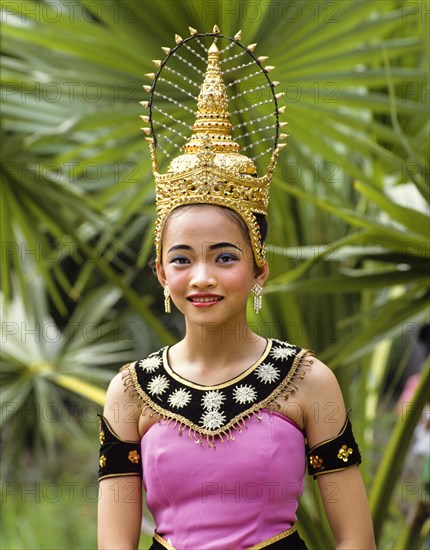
[187,295,224,307]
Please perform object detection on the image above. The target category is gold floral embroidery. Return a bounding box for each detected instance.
[99,430,105,445]
[99,455,106,467]
[128,450,140,464]
[309,455,323,469]
[337,445,353,462]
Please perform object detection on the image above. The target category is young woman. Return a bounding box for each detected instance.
[98,28,376,549]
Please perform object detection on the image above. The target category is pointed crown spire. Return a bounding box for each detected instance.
[182,41,241,156]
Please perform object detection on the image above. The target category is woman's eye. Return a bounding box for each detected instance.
[170,256,190,265]
[217,253,238,263]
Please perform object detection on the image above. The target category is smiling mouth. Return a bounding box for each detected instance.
[187,296,223,304]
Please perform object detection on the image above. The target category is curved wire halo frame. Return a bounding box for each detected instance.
[143,30,283,174]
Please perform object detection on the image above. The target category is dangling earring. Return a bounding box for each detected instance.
[251,283,263,314]
[164,285,171,314]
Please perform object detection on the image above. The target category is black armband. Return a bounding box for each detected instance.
[306,410,362,478]
[98,414,142,481]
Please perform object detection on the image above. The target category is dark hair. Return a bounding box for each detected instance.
[255,213,268,243]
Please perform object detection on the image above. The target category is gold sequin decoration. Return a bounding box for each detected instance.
[128,450,140,464]
[337,445,353,462]
[99,429,105,445]
[309,455,324,469]
[99,455,106,467]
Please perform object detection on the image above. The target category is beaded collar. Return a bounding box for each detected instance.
[121,339,313,448]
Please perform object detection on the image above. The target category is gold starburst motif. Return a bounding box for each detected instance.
[147,374,170,396]
[254,362,280,384]
[168,388,193,409]
[201,390,226,411]
[200,410,226,431]
[233,384,257,405]
[99,455,106,467]
[270,345,296,361]
[139,355,162,373]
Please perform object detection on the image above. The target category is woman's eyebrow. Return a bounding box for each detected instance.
[167,244,193,253]
[207,242,242,251]
[167,242,243,254]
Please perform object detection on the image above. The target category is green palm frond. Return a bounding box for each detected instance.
[0,274,130,474]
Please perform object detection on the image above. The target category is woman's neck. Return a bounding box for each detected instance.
[173,321,267,376]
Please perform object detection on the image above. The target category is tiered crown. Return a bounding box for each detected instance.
[142,27,286,267]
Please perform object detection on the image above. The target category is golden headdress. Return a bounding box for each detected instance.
[141,26,286,267]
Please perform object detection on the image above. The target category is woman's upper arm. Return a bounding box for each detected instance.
[300,356,347,447]
[98,368,143,550]
[299,357,376,548]
[102,367,141,440]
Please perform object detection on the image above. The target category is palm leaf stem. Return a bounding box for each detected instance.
[369,357,430,542]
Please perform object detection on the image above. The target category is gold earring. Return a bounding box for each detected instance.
[164,285,171,314]
[251,284,263,314]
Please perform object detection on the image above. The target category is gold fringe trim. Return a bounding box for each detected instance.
[121,347,314,449]
[266,351,315,410]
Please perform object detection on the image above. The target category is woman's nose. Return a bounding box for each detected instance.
[189,262,216,288]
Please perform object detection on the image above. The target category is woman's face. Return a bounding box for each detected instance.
[156,205,268,326]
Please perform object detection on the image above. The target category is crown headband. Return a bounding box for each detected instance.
[141,26,287,267]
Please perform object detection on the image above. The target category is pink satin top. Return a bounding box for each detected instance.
[141,408,305,550]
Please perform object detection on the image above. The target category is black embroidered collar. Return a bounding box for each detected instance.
[122,339,311,448]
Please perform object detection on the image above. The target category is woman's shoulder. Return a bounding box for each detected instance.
[268,340,346,433]
[267,338,316,380]
[269,339,335,386]
[287,351,347,446]
[294,353,342,400]
[102,347,165,439]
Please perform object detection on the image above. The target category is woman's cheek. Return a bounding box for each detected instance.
[226,267,253,288]
[166,270,188,295]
